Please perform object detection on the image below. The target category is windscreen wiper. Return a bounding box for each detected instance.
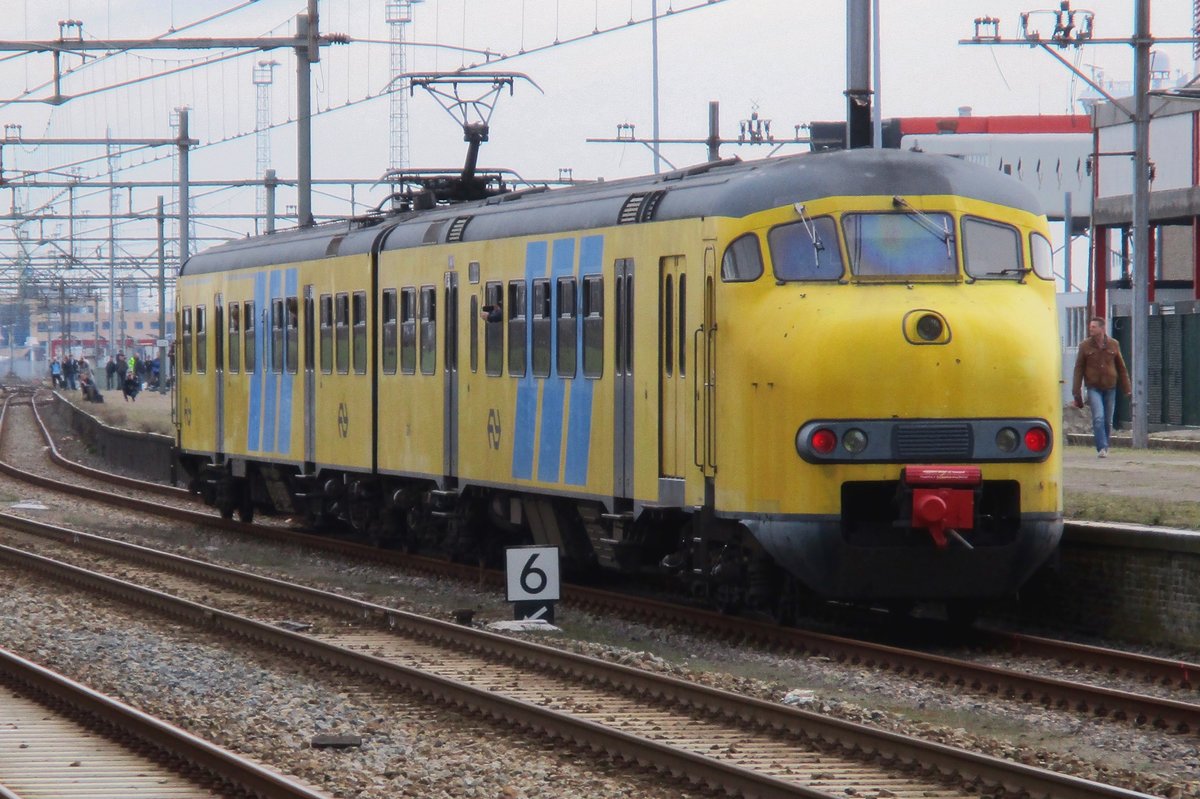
[892,196,954,259]
[793,203,825,268]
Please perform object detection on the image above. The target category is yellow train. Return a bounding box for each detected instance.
[176,148,1063,619]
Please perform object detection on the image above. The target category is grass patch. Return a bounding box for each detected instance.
[1065,491,1200,528]
[56,389,174,435]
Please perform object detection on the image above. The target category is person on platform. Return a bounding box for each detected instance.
[1072,315,1132,459]
[122,370,140,402]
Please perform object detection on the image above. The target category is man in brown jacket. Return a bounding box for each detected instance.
[1072,315,1132,458]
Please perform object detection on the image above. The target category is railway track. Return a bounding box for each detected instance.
[12,386,1200,794]
[15,389,1200,728]
[0,643,329,799]
[0,515,1159,799]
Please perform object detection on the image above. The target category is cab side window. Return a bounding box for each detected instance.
[721,234,764,282]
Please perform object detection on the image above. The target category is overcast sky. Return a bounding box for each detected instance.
[0,0,1195,229]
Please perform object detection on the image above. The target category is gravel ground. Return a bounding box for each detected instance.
[11,389,1200,799]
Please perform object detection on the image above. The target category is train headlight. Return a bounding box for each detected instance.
[995,427,1019,453]
[810,428,837,455]
[916,313,943,342]
[842,428,868,453]
[1023,427,1050,453]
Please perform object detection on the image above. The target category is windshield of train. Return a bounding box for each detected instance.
[842,212,956,278]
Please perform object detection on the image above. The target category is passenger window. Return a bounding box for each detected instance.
[400,288,416,374]
[1030,232,1054,281]
[228,302,240,373]
[769,218,844,280]
[721,234,764,282]
[507,280,527,377]
[419,286,436,375]
[319,295,332,374]
[556,277,577,377]
[352,291,368,375]
[382,289,398,375]
[270,299,284,373]
[243,302,256,372]
[531,278,551,378]
[963,217,1023,280]
[285,296,299,374]
[335,293,349,374]
[181,307,193,374]
[195,306,207,374]
[484,282,503,376]
[582,275,603,378]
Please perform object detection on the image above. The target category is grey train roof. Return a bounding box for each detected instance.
[180,149,1045,276]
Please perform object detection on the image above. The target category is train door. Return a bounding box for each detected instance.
[659,256,687,478]
[443,270,459,478]
[613,259,635,497]
[214,294,225,453]
[303,285,315,464]
[695,245,717,478]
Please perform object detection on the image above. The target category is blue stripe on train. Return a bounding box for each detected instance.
[247,272,267,451]
[262,270,279,452]
[276,268,297,455]
[564,235,603,486]
[536,238,575,483]
[511,241,547,481]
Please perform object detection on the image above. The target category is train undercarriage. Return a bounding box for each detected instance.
[187,458,1055,625]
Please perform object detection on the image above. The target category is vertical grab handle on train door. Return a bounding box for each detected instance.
[706,325,716,471]
[693,326,704,469]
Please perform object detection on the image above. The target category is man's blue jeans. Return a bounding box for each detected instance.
[1087,386,1117,451]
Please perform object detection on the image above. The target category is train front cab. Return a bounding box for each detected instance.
[706,193,1064,606]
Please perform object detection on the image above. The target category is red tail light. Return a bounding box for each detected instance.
[810,428,837,454]
[1024,427,1049,453]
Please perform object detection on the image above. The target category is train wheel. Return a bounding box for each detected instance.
[236,488,255,523]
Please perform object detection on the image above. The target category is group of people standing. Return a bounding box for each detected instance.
[103,353,158,402]
[50,352,164,403]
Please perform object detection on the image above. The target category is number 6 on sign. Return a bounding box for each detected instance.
[505,546,561,601]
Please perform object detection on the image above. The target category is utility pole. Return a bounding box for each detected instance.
[177,109,192,266]
[157,196,167,394]
[296,0,320,228]
[1130,1,1151,448]
[651,0,662,173]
